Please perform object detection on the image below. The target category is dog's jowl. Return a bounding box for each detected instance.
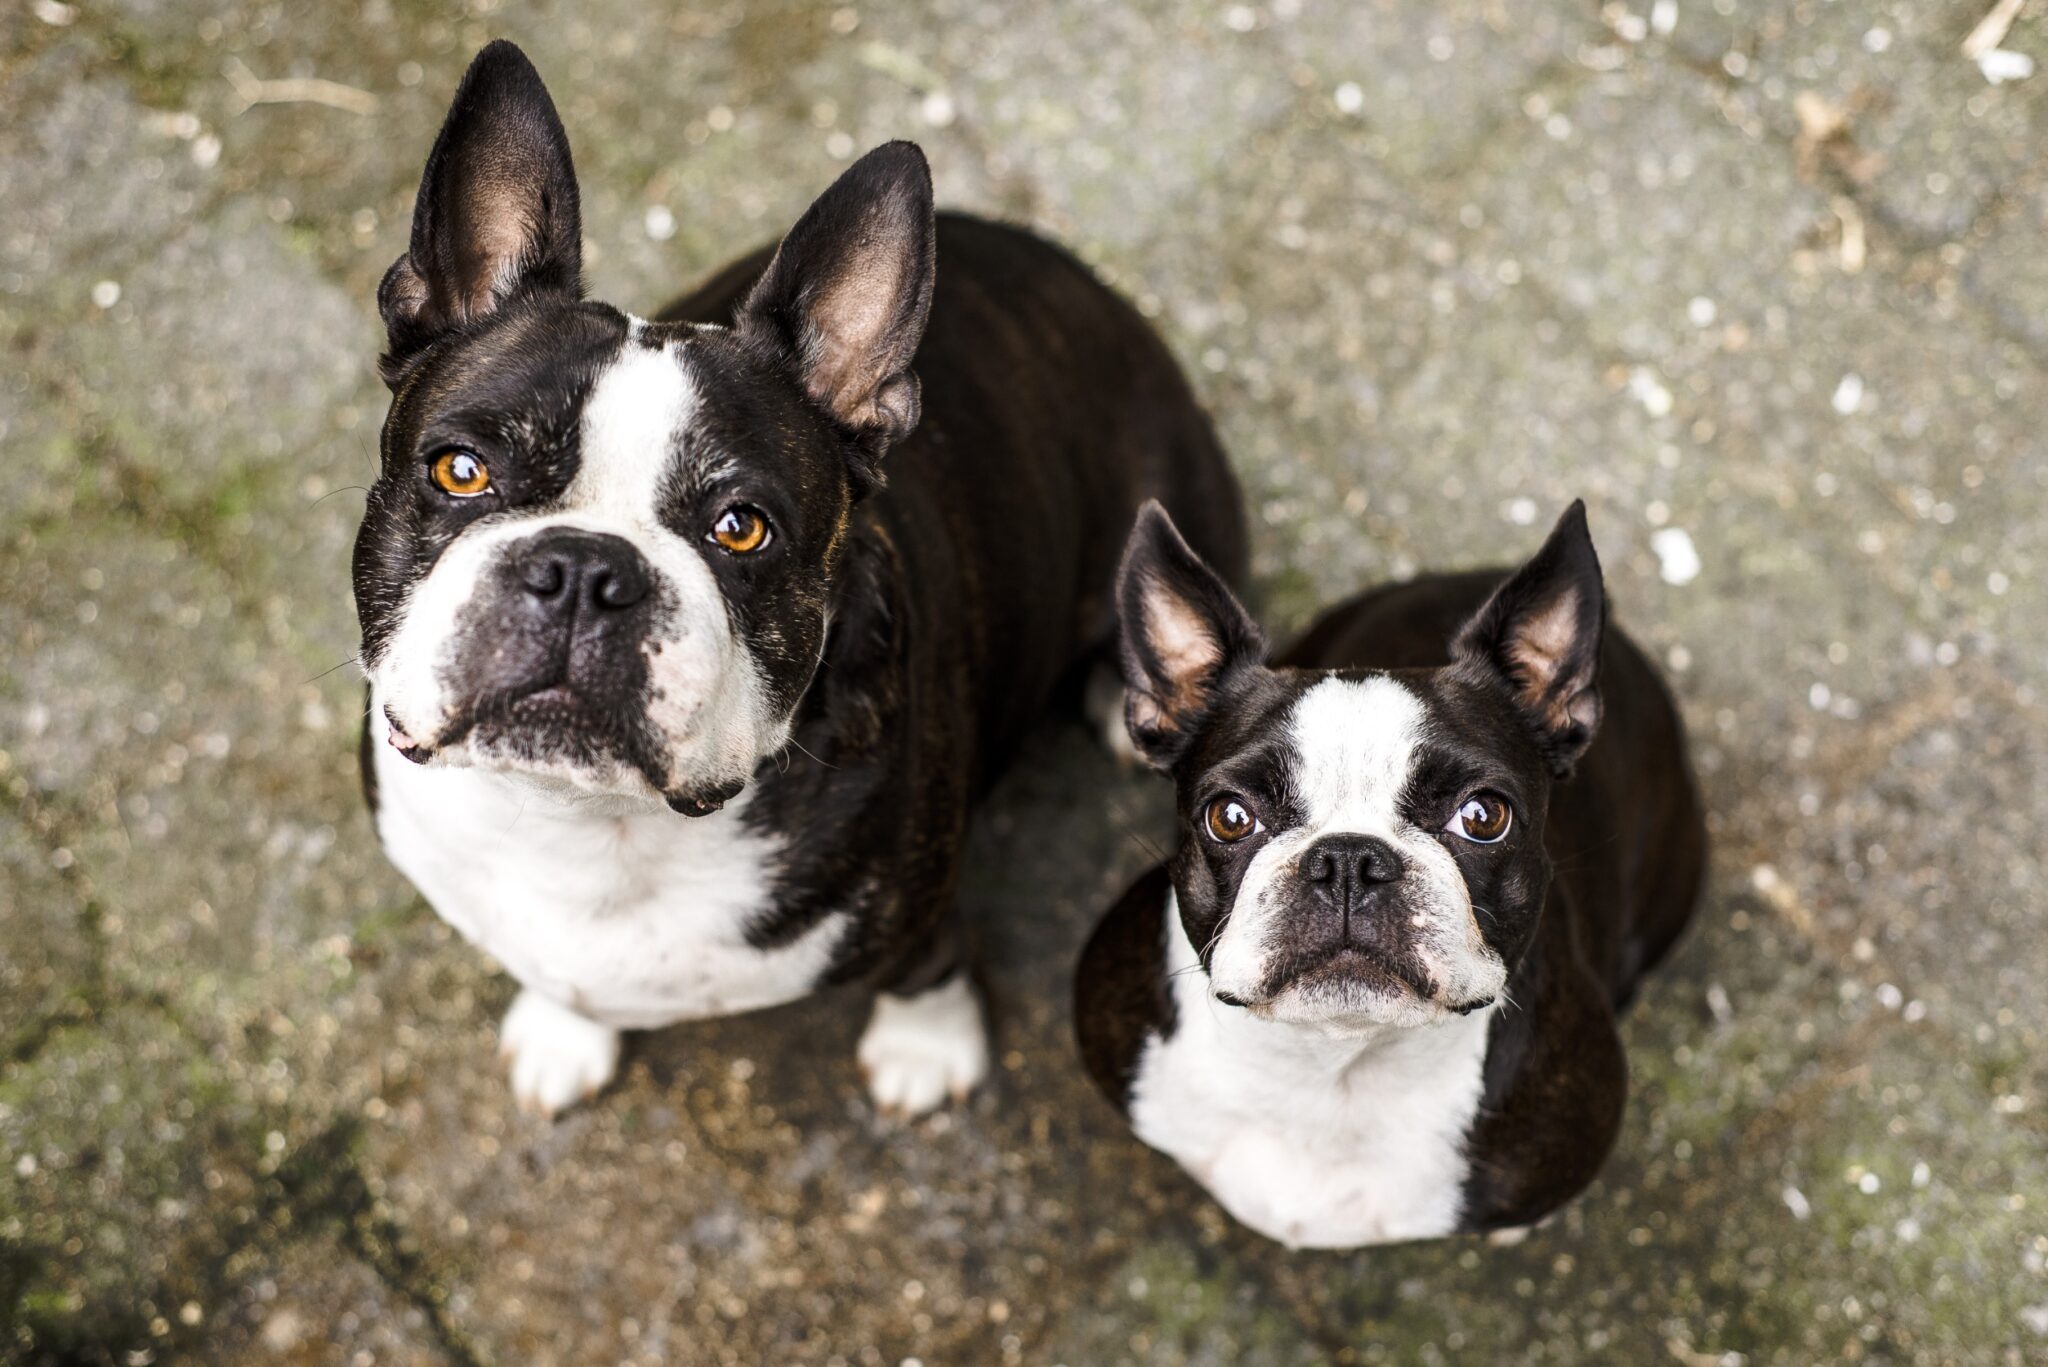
[1075,501,1705,1247]
[354,43,1245,1116]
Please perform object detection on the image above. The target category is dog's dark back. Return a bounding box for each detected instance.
[663,213,1248,785]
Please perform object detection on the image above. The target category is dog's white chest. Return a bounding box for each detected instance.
[1127,900,1495,1249]
[372,742,845,1030]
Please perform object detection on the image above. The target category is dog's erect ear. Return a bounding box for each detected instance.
[1115,501,1265,770]
[377,42,582,383]
[738,141,936,491]
[1453,500,1606,777]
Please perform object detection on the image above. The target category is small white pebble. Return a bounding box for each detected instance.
[1614,12,1648,43]
[1666,644,1691,672]
[1911,1161,1930,1188]
[192,133,222,169]
[1809,682,1832,710]
[1894,1216,1920,1242]
[1782,1186,1812,1220]
[1988,571,2010,595]
[1507,497,1538,526]
[1651,0,1678,36]
[1224,5,1257,32]
[825,130,855,158]
[2022,1305,2048,1337]
[1687,295,1717,327]
[91,279,122,309]
[1831,372,1864,415]
[1978,49,2035,85]
[1651,527,1700,585]
[1863,26,1892,53]
[1705,983,1732,1023]
[919,89,957,128]
[1427,33,1455,60]
[643,205,676,241]
[1875,982,1903,1010]
[1858,1171,1880,1194]
[1629,366,1674,417]
[1334,81,1365,115]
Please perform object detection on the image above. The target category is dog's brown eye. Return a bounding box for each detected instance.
[711,506,770,554]
[1205,795,1260,844]
[1450,793,1512,844]
[429,449,491,497]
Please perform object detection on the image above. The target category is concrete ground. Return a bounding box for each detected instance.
[3,0,2044,1361]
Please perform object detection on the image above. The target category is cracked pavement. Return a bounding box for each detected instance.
[3,0,2045,1362]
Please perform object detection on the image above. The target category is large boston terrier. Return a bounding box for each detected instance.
[1075,501,1705,1247]
[355,43,1245,1117]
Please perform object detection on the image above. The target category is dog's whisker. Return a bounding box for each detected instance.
[305,653,361,686]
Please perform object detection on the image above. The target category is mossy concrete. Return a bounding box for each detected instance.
[3,0,2045,1362]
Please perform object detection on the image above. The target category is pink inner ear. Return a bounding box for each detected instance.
[1140,574,1225,722]
[804,211,909,418]
[1504,587,1579,700]
[450,175,549,320]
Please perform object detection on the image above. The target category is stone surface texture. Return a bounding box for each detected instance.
[2,0,2044,1363]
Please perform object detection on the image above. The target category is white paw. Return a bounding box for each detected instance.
[498,989,620,1118]
[857,976,989,1118]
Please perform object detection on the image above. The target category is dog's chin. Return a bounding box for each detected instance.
[1237,951,1485,1033]
[387,689,753,815]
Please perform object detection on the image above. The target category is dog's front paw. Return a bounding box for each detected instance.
[857,976,989,1118]
[498,988,620,1117]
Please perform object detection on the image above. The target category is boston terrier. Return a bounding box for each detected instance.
[354,43,1245,1117]
[1075,501,1705,1247]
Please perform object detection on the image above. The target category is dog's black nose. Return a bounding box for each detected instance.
[518,529,651,615]
[1300,833,1405,887]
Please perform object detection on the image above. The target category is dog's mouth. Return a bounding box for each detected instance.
[1222,942,1497,1021]
[1275,945,1435,1001]
[384,689,747,816]
[393,682,611,755]
[1227,940,1440,1015]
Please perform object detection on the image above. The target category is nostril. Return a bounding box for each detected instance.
[591,566,647,610]
[1302,849,1334,883]
[522,557,567,598]
[1357,842,1405,885]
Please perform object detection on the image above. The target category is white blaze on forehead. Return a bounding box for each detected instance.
[568,322,698,523]
[1285,676,1428,833]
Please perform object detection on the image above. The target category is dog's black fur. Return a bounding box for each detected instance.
[1077,504,1706,1231]
[355,43,1246,1003]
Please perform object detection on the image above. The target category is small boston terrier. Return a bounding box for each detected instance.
[355,43,1245,1116]
[1075,501,1705,1247]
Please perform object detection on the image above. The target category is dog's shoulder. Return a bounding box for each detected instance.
[1075,865,1180,1112]
[1456,908,1630,1231]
